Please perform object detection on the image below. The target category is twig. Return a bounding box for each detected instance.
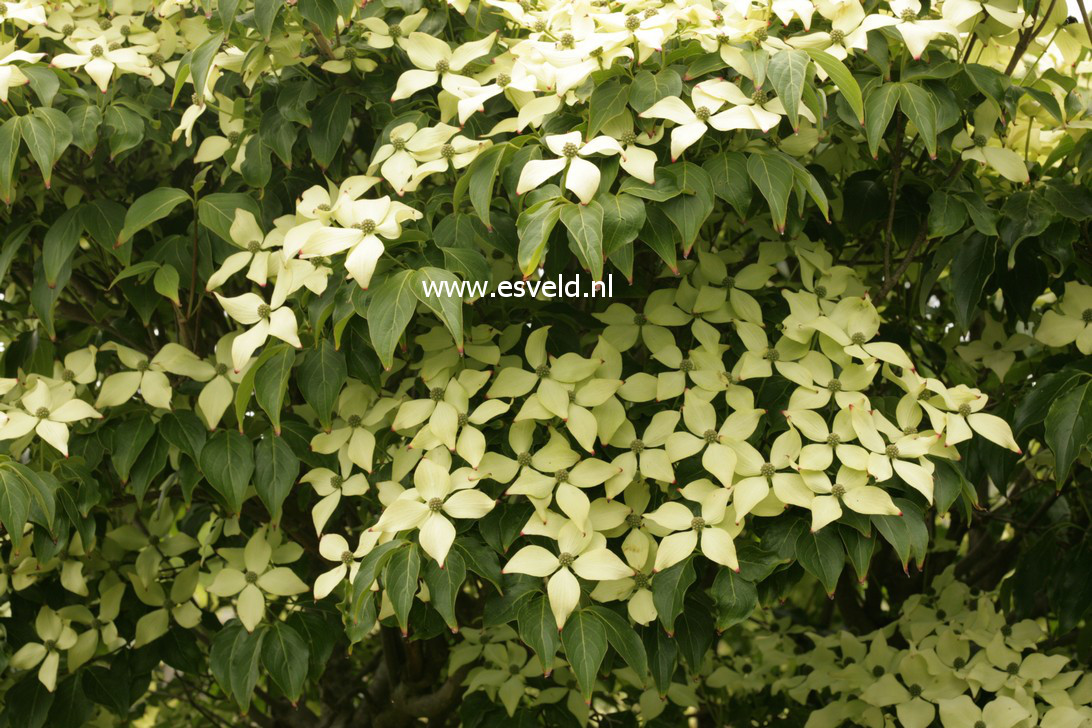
[1076,0,1092,54]
[877,222,929,300]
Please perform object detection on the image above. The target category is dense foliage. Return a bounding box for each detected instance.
[1,0,1091,724]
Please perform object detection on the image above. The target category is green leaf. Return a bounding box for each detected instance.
[254,345,295,435]
[587,605,648,681]
[927,191,967,238]
[159,410,208,460]
[21,107,73,189]
[629,69,683,113]
[640,205,679,275]
[261,622,309,703]
[218,0,241,29]
[413,268,464,352]
[872,512,913,572]
[129,433,169,506]
[794,527,844,595]
[0,467,31,542]
[518,594,559,673]
[948,233,996,331]
[897,83,938,158]
[198,193,262,243]
[560,609,608,701]
[599,193,645,256]
[1021,86,1064,125]
[618,173,682,202]
[110,414,156,484]
[23,66,60,108]
[190,32,224,101]
[675,597,715,672]
[652,556,696,634]
[308,91,351,168]
[81,200,126,256]
[839,526,876,583]
[298,0,338,36]
[864,83,901,159]
[118,187,189,246]
[516,199,562,275]
[367,269,417,370]
[560,201,604,280]
[384,544,421,636]
[931,457,970,515]
[0,223,31,287]
[422,550,466,632]
[644,626,677,695]
[1045,381,1092,485]
[298,341,347,428]
[199,430,254,515]
[746,153,794,234]
[767,49,811,130]
[0,117,22,204]
[240,135,272,188]
[4,675,53,728]
[103,106,144,160]
[66,104,102,156]
[702,151,751,216]
[463,143,506,230]
[1013,369,1090,436]
[253,435,299,522]
[210,622,266,712]
[42,208,83,288]
[661,162,714,256]
[254,0,281,38]
[153,264,180,305]
[587,79,630,139]
[711,569,757,630]
[352,540,407,606]
[806,49,864,124]
[452,537,503,592]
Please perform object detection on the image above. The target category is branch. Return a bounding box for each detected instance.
[311,26,337,60]
[876,221,928,300]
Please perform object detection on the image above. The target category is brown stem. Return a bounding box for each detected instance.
[1076,0,1092,53]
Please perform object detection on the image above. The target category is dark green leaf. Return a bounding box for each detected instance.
[587,605,648,682]
[864,83,900,159]
[254,345,295,434]
[767,49,811,129]
[1045,381,1092,485]
[423,549,466,632]
[794,527,844,595]
[587,79,630,139]
[254,435,299,522]
[629,69,683,113]
[413,267,464,351]
[298,341,347,428]
[261,622,309,703]
[367,269,417,370]
[746,153,794,233]
[518,595,560,673]
[118,188,189,246]
[560,201,604,280]
[384,544,421,635]
[949,233,996,331]
[652,557,695,634]
[308,91,351,168]
[560,609,608,701]
[199,430,254,515]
